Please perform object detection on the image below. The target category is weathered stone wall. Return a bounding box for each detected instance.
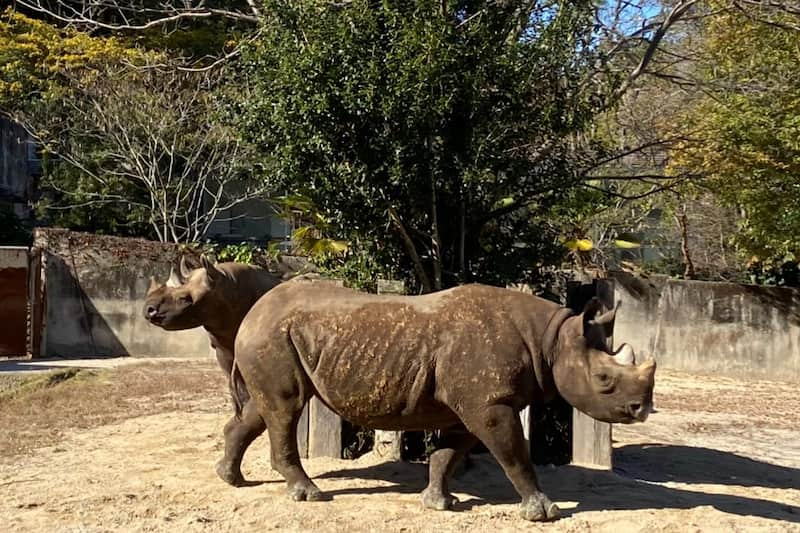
[33,228,210,358]
[609,271,800,382]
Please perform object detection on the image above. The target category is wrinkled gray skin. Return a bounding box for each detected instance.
[143,255,281,486]
[233,282,656,522]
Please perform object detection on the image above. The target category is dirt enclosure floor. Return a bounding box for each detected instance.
[1,360,798,532]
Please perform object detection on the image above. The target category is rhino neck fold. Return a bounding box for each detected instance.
[528,306,574,403]
[540,307,575,367]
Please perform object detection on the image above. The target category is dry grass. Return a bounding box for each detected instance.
[0,361,227,457]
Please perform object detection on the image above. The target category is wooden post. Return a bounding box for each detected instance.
[299,277,344,458]
[27,247,43,359]
[568,278,614,469]
[308,397,341,458]
[373,279,405,460]
[519,405,532,459]
[297,404,309,458]
[571,410,612,468]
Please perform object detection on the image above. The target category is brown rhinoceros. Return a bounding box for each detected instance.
[143,255,281,486]
[232,282,655,521]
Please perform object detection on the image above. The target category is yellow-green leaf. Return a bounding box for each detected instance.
[565,238,593,251]
[613,239,641,249]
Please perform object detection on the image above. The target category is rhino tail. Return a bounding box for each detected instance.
[230,359,250,420]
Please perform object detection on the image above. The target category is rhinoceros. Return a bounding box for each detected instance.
[232,281,655,521]
[143,255,281,485]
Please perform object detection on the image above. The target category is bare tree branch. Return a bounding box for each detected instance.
[610,1,699,102]
[16,0,260,30]
[25,62,271,243]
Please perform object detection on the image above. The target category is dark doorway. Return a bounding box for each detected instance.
[0,247,29,356]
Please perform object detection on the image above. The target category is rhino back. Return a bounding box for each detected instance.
[239,283,560,429]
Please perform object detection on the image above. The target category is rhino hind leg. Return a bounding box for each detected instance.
[264,404,325,502]
[215,400,266,487]
[461,404,560,522]
[421,425,478,511]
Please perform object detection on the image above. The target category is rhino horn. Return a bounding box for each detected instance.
[612,343,636,365]
[148,276,160,293]
[638,357,657,379]
[179,256,193,281]
[166,267,183,288]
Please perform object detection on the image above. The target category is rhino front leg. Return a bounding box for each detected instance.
[215,400,266,486]
[462,404,560,522]
[421,425,478,511]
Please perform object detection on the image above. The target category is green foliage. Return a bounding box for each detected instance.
[318,241,399,293]
[275,194,350,258]
[36,155,154,239]
[0,9,149,109]
[669,7,800,266]
[238,0,611,290]
[216,242,260,264]
[213,241,286,268]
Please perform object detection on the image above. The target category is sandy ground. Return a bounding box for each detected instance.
[1,363,798,532]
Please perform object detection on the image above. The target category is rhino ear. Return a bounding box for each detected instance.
[179,256,193,281]
[581,297,618,344]
[588,300,620,339]
[581,297,603,326]
[201,254,224,284]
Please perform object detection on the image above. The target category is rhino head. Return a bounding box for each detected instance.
[551,298,656,424]
[143,255,229,331]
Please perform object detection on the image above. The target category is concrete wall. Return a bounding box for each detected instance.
[33,229,210,358]
[609,271,800,382]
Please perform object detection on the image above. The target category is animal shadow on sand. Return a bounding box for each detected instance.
[318,444,800,522]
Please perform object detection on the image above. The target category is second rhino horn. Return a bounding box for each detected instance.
[180,256,193,280]
[166,267,183,288]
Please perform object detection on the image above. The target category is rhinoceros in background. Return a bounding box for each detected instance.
[232,282,655,522]
[144,255,281,486]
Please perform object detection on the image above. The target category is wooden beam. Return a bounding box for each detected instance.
[571,410,612,468]
[308,397,342,458]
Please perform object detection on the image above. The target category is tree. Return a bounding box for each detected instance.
[669,4,800,268]
[40,63,269,242]
[1,10,269,242]
[237,0,698,291]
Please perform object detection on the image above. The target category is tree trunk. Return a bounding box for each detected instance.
[388,208,433,293]
[430,179,443,292]
[458,195,466,283]
[675,207,695,279]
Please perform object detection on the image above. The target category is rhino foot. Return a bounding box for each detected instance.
[421,487,458,511]
[287,481,325,502]
[520,493,560,522]
[215,459,246,487]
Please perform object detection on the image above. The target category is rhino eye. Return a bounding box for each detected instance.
[179,295,193,305]
[594,372,614,391]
